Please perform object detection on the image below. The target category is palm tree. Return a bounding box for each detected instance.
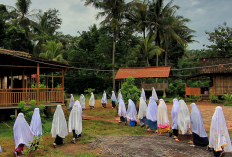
[39,40,68,64]
[148,0,186,66]
[84,0,126,91]
[137,35,164,66]
[8,0,41,37]
[125,0,150,39]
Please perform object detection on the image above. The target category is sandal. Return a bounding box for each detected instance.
[71,140,76,144]
[53,143,56,148]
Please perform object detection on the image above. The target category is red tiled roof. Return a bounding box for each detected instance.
[115,66,171,79]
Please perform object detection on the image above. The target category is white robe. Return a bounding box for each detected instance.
[177,100,191,134]
[13,113,34,149]
[51,105,68,138]
[126,99,137,121]
[80,94,86,109]
[209,106,232,152]
[101,91,108,104]
[68,103,82,135]
[138,97,147,119]
[141,88,146,103]
[152,87,158,101]
[118,91,123,102]
[30,108,42,138]
[171,98,179,130]
[69,94,75,109]
[157,99,170,128]
[118,99,127,118]
[146,97,158,122]
[89,92,95,107]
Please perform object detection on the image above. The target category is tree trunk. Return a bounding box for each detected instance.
[165,39,168,66]
[146,56,149,67]
[113,34,116,91]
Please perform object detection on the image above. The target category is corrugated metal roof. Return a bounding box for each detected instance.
[115,66,171,79]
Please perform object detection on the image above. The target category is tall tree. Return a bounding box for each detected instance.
[84,0,126,91]
[148,0,186,66]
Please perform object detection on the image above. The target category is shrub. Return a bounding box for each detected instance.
[31,83,46,91]
[209,89,218,103]
[120,76,141,105]
[222,93,232,106]
[194,95,201,99]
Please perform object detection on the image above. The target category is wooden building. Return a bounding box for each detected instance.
[0,49,74,117]
[185,57,232,98]
[115,66,171,95]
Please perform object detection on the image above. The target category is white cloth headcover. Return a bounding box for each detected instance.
[141,88,146,102]
[30,108,42,138]
[138,97,147,119]
[190,103,207,137]
[152,87,158,101]
[177,100,191,134]
[13,113,34,149]
[171,98,179,130]
[89,92,95,107]
[74,100,82,115]
[118,99,127,118]
[126,99,137,121]
[157,99,170,128]
[68,103,82,135]
[51,105,68,138]
[101,91,108,104]
[80,94,85,108]
[69,94,75,109]
[111,91,118,103]
[209,106,232,152]
[146,97,158,122]
[118,91,123,102]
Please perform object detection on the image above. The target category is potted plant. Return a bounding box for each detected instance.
[209,89,218,103]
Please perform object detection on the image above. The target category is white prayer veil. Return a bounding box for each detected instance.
[126,99,137,121]
[141,88,146,103]
[74,100,82,115]
[190,103,208,137]
[209,106,232,152]
[30,108,42,138]
[13,113,34,149]
[171,98,179,130]
[118,99,127,118]
[51,105,68,138]
[69,94,75,109]
[177,100,191,135]
[80,94,85,108]
[157,99,170,128]
[68,103,82,135]
[101,91,108,104]
[138,97,147,119]
[152,87,158,101]
[111,91,117,103]
[146,97,158,122]
[118,91,123,102]
[89,92,95,107]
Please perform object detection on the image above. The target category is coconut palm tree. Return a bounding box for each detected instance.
[148,0,186,66]
[137,35,164,67]
[84,0,126,91]
[39,40,68,64]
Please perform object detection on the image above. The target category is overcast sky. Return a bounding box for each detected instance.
[2,0,232,50]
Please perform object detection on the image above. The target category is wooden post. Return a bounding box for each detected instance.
[15,108,17,117]
[121,79,122,88]
[37,63,40,105]
[185,79,187,98]
[22,70,25,89]
[163,78,166,97]
[62,69,67,104]
[141,78,143,89]
[46,72,48,103]
[52,72,54,90]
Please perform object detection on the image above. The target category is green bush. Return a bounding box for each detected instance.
[194,95,201,99]
[222,93,232,106]
[31,83,46,91]
[209,89,218,103]
[120,76,141,105]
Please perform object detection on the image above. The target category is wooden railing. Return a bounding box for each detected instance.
[0,88,63,107]
[142,83,168,91]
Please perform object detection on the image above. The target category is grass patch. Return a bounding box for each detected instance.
[84,108,117,117]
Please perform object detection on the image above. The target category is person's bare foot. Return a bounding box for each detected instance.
[188,141,193,144]
[147,128,152,131]
[175,139,181,142]
[190,145,196,147]
[173,136,177,139]
[155,130,159,133]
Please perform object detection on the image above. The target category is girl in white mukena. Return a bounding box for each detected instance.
[80,94,86,110]
[141,88,146,103]
[13,113,34,157]
[118,99,127,124]
[118,90,123,102]
[171,98,179,139]
[138,97,148,127]
[157,99,170,134]
[111,91,118,108]
[89,92,95,109]
[68,94,75,110]
[101,91,108,108]
[68,101,82,144]
[51,105,68,148]
[152,87,158,102]
[30,108,42,150]
[126,99,137,126]
[209,106,232,157]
